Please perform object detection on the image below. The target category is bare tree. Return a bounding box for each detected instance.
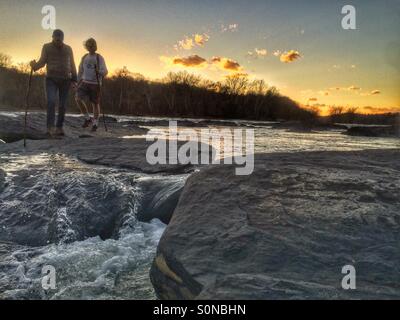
[0,53,11,68]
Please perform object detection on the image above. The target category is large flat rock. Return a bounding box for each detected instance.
[0,111,148,143]
[150,149,400,299]
[0,112,211,175]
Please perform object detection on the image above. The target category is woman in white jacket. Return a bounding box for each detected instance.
[76,38,108,132]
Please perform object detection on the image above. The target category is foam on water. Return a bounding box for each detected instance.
[0,153,178,299]
[0,219,165,299]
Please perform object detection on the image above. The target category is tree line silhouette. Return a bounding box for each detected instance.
[0,52,315,121]
[1,52,398,126]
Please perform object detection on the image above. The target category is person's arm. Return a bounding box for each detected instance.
[31,45,47,71]
[99,55,108,78]
[77,57,84,83]
[69,47,78,82]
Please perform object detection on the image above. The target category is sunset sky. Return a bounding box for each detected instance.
[0,0,399,114]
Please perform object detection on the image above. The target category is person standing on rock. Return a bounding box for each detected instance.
[30,29,78,137]
[75,38,108,132]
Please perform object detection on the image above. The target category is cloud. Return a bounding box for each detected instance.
[194,33,210,46]
[211,56,242,71]
[273,50,281,57]
[370,90,381,95]
[175,33,210,50]
[221,23,239,32]
[162,54,245,73]
[160,55,207,68]
[348,85,361,91]
[173,55,207,67]
[280,50,301,63]
[255,48,267,56]
[308,97,318,102]
[229,24,238,31]
[177,37,194,50]
[362,106,400,114]
[247,48,268,59]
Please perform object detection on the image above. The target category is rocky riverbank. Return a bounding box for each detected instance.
[1,112,399,299]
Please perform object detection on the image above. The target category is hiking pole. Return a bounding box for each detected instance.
[23,68,34,148]
[95,64,108,132]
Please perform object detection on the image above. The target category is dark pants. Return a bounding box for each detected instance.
[46,77,71,129]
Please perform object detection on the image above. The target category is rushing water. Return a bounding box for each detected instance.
[0,153,186,300]
[0,115,398,300]
[126,120,399,159]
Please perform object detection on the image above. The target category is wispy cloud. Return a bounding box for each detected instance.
[177,37,194,50]
[174,33,210,51]
[273,50,281,57]
[329,64,357,72]
[221,23,239,33]
[247,48,268,59]
[362,106,399,114]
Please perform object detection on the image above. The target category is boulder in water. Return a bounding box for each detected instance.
[150,149,400,299]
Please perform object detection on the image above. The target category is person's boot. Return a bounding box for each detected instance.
[82,118,92,128]
[91,124,98,132]
[55,127,65,137]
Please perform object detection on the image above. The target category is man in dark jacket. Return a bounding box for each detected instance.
[30,29,77,137]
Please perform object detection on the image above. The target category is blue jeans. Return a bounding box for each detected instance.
[46,77,71,129]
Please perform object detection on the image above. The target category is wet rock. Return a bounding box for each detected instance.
[151,149,400,299]
[0,115,211,175]
[0,113,47,143]
[0,112,148,143]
